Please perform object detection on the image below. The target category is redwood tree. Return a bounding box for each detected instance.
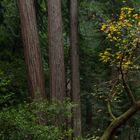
[18,0,46,98]
[47,0,65,101]
[70,0,82,137]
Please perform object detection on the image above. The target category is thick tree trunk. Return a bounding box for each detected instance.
[18,0,46,98]
[47,0,65,101]
[100,101,140,140]
[70,0,82,137]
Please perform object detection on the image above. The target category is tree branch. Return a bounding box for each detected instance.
[107,79,118,120]
[100,100,140,140]
[107,101,116,120]
[119,54,136,105]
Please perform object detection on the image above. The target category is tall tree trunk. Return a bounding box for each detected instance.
[47,0,65,101]
[18,0,46,98]
[70,0,82,137]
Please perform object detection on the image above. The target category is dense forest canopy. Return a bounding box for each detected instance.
[0,0,140,140]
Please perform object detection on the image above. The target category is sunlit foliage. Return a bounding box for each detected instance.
[100,7,140,71]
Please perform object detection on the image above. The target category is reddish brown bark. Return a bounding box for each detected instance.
[47,0,65,101]
[70,0,82,137]
[18,0,46,98]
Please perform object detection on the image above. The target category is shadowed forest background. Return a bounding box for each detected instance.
[1,0,140,140]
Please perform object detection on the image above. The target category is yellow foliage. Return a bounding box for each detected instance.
[100,7,140,70]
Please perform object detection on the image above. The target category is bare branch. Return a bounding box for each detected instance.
[107,79,118,120]
[107,101,116,120]
[119,53,136,105]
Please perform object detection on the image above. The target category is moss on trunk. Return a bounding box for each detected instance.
[100,101,140,140]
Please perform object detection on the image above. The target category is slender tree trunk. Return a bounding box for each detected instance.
[70,0,82,137]
[18,0,46,98]
[47,0,65,101]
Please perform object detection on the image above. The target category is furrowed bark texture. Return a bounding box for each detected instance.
[47,0,65,100]
[70,0,82,137]
[18,0,46,98]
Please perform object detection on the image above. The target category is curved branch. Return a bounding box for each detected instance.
[107,101,116,120]
[100,101,140,140]
[107,79,118,120]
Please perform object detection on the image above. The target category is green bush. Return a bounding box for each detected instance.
[0,99,73,140]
